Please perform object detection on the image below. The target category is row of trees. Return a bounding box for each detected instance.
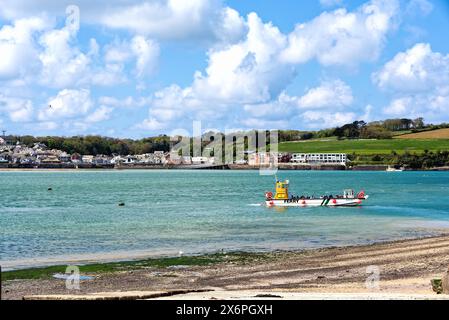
[277,118,430,142]
[350,150,449,169]
[9,135,171,156]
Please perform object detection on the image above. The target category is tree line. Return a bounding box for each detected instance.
[350,150,449,169]
[279,118,449,141]
[7,135,171,156]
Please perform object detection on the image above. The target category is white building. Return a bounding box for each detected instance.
[0,137,5,145]
[291,153,347,165]
[82,155,94,163]
[192,156,215,165]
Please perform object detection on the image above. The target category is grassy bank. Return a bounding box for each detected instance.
[2,252,273,281]
[278,138,449,155]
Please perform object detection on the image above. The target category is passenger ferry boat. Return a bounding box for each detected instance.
[265,179,368,207]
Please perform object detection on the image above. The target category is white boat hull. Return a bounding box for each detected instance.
[265,196,368,207]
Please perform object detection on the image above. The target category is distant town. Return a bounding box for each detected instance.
[0,135,349,169]
[2,117,449,170]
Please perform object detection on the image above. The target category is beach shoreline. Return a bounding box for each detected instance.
[1,166,449,171]
[3,234,449,300]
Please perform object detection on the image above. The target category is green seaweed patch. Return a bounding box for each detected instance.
[2,252,274,281]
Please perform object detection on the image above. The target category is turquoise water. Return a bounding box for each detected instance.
[1,170,449,269]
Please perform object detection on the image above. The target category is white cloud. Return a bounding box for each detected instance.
[281,0,399,66]
[373,43,449,92]
[35,121,59,130]
[140,1,398,131]
[0,0,403,132]
[0,16,158,89]
[98,96,149,109]
[103,35,160,81]
[243,92,296,119]
[374,43,449,121]
[0,0,246,44]
[85,105,113,123]
[97,0,246,43]
[136,118,166,131]
[38,27,90,88]
[240,118,289,130]
[131,36,160,78]
[39,88,93,120]
[302,110,357,128]
[383,97,410,116]
[191,13,291,104]
[142,12,294,130]
[297,80,353,109]
[0,95,34,122]
[0,17,48,80]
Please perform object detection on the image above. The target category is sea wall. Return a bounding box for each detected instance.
[350,165,388,171]
[228,164,346,170]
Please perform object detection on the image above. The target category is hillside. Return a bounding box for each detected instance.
[396,128,449,139]
[278,138,449,155]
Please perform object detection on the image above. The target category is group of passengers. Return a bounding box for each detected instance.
[284,194,344,203]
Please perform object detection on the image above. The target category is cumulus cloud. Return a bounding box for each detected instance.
[97,0,246,43]
[373,43,449,92]
[39,27,91,88]
[0,17,48,80]
[139,12,293,130]
[0,95,34,122]
[38,88,93,120]
[98,96,150,109]
[0,15,159,90]
[302,110,357,128]
[281,0,399,66]
[0,0,247,44]
[85,105,113,123]
[139,0,398,131]
[373,43,449,121]
[297,80,353,109]
[0,0,404,133]
[131,36,159,77]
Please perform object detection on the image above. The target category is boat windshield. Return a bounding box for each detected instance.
[344,189,354,198]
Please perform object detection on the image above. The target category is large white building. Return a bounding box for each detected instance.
[291,153,347,165]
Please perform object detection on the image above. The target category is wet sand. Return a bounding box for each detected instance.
[3,235,449,300]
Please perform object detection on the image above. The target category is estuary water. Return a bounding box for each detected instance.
[1,170,449,269]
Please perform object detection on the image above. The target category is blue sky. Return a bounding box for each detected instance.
[1,0,449,138]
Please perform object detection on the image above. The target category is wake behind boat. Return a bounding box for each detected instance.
[265,179,369,207]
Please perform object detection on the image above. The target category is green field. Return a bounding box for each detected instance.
[278,139,449,155]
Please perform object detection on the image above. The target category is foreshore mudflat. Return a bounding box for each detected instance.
[3,235,449,300]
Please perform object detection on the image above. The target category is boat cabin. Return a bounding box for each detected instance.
[274,180,289,200]
[343,189,355,199]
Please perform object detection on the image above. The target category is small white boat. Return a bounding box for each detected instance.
[265,179,368,207]
[386,166,404,172]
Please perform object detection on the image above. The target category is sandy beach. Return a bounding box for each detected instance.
[3,235,449,300]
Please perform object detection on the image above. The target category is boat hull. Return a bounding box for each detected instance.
[265,197,368,207]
